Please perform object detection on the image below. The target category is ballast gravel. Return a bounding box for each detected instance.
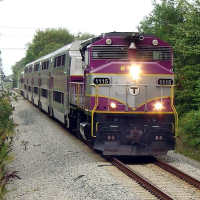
[6,97,140,200]
[159,151,200,182]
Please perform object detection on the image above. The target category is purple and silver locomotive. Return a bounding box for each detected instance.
[22,32,177,156]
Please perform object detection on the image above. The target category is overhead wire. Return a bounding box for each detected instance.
[0,26,62,30]
[0,48,26,50]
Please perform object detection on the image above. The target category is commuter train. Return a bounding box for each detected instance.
[19,32,178,156]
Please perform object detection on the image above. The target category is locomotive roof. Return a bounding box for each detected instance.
[102,32,139,37]
[79,32,152,51]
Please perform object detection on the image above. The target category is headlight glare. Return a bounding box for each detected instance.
[154,102,164,111]
[129,65,141,80]
[110,102,117,109]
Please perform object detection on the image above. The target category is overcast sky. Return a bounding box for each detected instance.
[0,0,153,75]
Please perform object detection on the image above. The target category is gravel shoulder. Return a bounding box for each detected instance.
[159,151,200,182]
[6,97,140,200]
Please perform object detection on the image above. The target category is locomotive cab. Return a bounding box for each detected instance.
[78,32,177,156]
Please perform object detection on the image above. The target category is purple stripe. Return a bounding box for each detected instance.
[70,76,83,82]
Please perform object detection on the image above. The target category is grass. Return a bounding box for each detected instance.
[176,136,200,162]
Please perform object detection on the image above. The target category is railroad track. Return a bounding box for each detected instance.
[154,159,200,190]
[110,157,200,200]
[111,158,173,200]
[76,132,200,199]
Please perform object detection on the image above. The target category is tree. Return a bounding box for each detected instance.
[173,1,200,66]
[12,58,26,88]
[138,0,187,44]
[138,0,200,115]
[25,28,74,64]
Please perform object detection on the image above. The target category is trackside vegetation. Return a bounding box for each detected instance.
[0,91,19,199]
[139,0,200,161]
[177,110,200,161]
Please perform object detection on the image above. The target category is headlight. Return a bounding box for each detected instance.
[106,38,112,45]
[110,102,117,109]
[154,102,164,111]
[129,65,141,80]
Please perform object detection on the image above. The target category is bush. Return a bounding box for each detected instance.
[0,91,19,199]
[178,110,200,148]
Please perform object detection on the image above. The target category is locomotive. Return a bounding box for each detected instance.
[20,32,177,156]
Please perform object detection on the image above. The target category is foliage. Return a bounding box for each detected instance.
[173,1,200,66]
[12,58,26,88]
[138,0,200,115]
[178,110,200,148]
[138,0,200,158]
[175,64,200,115]
[25,28,74,64]
[0,91,19,199]
[138,0,186,43]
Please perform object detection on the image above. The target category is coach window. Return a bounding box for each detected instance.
[42,62,45,70]
[34,87,38,94]
[53,91,64,104]
[34,63,40,71]
[44,60,49,70]
[54,55,65,68]
[46,60,49,69]
[54,57,57,67]
[41,88,48,98]
[61,54,66,66]
[29,66,32,73]
[57,56,62,67]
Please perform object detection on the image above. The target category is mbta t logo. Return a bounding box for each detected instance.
[129,86,140,96]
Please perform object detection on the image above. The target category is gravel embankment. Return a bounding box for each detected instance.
[6,97,141,200]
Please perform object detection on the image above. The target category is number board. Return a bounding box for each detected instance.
[158,78,173,85]
[93,77,110,85]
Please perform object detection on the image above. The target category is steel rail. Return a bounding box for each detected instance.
[154,159,200,190]
[111,158,173,200]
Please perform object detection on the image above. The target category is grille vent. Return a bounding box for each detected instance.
[136,46,171,61]
[92,45,128,60]
[91,45,171,61]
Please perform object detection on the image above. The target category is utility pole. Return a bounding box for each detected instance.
[0,51,5,91]
[0,1,5,90]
